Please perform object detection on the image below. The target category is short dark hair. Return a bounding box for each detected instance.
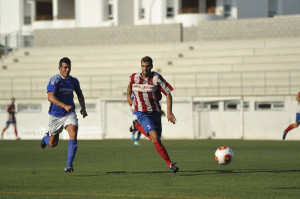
[141,56,153,66]
[59,57,71,67]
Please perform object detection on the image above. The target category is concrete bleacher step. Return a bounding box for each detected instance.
[232,62,300,71]
[8,37,300,58]
[1,37,300,98]
[243,54,300,64]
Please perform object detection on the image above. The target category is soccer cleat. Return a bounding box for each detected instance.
[129,125,135,132]
[282,131,288,140]
[64,166,74,173]
[129,120,138,132]
[40,139,46,149]
[170,163,179,173]
[134,141,140,145]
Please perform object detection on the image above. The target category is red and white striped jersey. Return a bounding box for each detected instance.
[7,104,16,122]
[129,71,173,112]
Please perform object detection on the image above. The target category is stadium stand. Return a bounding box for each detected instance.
[0,37,300,99]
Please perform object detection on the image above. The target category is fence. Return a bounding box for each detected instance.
[0,31,33,57]
[0,70,299,99]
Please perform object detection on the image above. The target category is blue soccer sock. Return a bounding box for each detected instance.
[43,136,50,146]
[132,129,137,135]
[136,131,141,141]
[67,139,77,167]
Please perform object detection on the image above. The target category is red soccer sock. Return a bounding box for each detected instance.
[14,129,18,137]
[134,122,152,141]
[154,141,172,167]
[285,124,295,133]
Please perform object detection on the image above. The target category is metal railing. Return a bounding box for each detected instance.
[0,31,33,57]
[0,70,299,99]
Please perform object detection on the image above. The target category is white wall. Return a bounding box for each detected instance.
[135,0,165,25]
[0,0,22,34]
[75,0,110,27]
[117,0,134,25]
[1,96,298,140]
[0,98,104,140]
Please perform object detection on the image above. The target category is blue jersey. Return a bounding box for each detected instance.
[47,74,82,118]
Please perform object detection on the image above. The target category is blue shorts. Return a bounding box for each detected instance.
[6,121,16,126]
[136,111,162,137]
[296,113,300,123]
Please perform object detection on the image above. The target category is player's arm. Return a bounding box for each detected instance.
[166,93,176,124]
[127,85,133,106]
[48,92,73,112]
[7,105,15,113]
[77,92,88,118]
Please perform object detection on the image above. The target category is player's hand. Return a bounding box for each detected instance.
[167,113,176,124]
[80,108,88,118]
[64,105,74,112]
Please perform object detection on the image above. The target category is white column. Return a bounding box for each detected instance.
[29,0,35,24]
[99,0,107,23]
[277,0,283,15]
[216,0,224,16]
[231,0,238,19]
[52,0,58,20]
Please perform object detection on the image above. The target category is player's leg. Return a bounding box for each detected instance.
[133,121,151,141]
[149,130,172,166]
[12,123,19,140]
[65,124,78,173]
[40,115,63,148]
[148,129,178,173]
[48,134,60,147]
[130,128,136,142]
[134,131,141,145]
[64,112,79,173]
[1,122,10,138]
[140,112,178,173]
[283,113,300,140]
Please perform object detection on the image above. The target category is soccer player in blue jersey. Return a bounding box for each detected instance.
[40,57,88,173]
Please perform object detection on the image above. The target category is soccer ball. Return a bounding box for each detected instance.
[215,146,234,165]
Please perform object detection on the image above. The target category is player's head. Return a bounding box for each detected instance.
[11,97,15,104]
[141,56,153,77]
[59,57,71,78]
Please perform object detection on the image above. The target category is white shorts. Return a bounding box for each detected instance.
[48,112,78,136]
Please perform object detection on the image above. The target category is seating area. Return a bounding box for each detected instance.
[1,37,300,99]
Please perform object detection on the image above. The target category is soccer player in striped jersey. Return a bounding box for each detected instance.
[1,97,19,140]
[283,92,300,140]
[40,57,88,173]
[127,56,179,173]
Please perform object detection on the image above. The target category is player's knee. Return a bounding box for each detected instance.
[295,123,299,128]
[150,135,158,142]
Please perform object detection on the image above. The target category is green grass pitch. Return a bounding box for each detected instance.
[1,139,300,199]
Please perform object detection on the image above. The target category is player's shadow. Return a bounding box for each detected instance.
[105,169,300,176]
[106,171,170,174]
[178,169,300,176]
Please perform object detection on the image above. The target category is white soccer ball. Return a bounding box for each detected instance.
[215,146,234,165]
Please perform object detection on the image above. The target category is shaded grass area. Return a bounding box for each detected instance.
[1,139,300,199]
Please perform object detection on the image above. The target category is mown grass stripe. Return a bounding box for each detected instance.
[0,192,227,199]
